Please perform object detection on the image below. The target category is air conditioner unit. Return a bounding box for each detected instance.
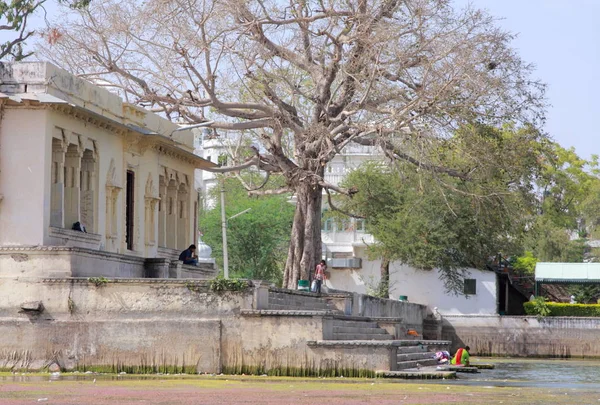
[328,258,362,268]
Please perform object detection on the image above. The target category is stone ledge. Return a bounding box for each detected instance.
[268,286,351,298]
[332,315,404,323]
[48,227,102,244]
[241,309,334,317]
[39,277,215,285]
[376,370,456,379]
[307,339,451,347]
[0,245,146,264]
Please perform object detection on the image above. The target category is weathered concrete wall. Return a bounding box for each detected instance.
[0,278,429,374]
[0,319,220,373]
[353,294,427,333]
[442,315,600,358]
[0,278,248,372]
[0,278,252,319]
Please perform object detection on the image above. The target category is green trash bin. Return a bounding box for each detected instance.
[297,280,310,291]
[398,295,408,302]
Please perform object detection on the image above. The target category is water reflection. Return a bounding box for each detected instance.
[446,358,600,389]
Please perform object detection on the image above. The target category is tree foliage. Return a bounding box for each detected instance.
[522,145,600,263]
[0,0,90,61]
[200,176,294,285]
[42,0,546,288]
[338,125,545,292]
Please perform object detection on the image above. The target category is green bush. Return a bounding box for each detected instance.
[524,301,600,317]
[209,277,249,293]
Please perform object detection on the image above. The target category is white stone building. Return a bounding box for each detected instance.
[0,62,216,279]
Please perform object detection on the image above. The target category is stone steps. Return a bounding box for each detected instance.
[396,358,439,370]
[330,318,393,341]
[268,303,338,312]
[332,333,393,340]
[333,326,388,334]
[397,352,435,362]
[396,345,429,354]
[331,320,379,328]
[267,292,341,313]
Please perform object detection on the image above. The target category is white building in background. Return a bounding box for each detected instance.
[195,128,498,315]
[194,131,225,210]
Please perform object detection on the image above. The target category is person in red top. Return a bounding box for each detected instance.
[313,260,327,294]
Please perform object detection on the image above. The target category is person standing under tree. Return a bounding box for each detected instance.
[314,260,327,294]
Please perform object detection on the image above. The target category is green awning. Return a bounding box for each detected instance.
[535,262,600,284]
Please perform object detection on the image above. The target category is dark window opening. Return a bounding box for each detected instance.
[126,170,135,250]
[464,279,477,295]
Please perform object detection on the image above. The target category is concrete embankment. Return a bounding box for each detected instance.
[441,315,600,358]
[0,277,430,375]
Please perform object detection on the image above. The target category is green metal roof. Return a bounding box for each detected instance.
[535,262,600,283]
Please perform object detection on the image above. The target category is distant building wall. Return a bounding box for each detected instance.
[326,256,498,315]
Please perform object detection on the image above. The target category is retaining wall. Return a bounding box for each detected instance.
[0,277,427,374]
[442,315,600,358]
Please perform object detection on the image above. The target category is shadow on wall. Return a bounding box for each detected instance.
[440,319,466,354]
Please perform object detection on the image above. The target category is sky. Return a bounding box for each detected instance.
[453,0,600,159]
[3,0,599,158]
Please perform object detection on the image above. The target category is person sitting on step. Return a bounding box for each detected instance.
[179,244,198,266]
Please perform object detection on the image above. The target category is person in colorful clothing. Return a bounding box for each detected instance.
[434,350,451,364]
[450,346,470,366]
[313,260,327,294]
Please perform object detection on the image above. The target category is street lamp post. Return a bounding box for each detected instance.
[220,179,228,278]
[170,121,215,136]
[220,178,252,279]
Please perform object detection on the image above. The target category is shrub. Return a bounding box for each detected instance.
[524,301,600,317]
[209,277,249,293]
[523,297,550,317]
[512,251,537,275]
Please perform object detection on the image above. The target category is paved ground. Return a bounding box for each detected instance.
[1,375,599,404]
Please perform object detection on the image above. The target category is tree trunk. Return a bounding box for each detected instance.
[283,182,323,289]
[379,257,390,298]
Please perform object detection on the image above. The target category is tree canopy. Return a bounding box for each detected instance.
[42,0,546,287]
[338,124,543,292]
[200,176,294,284]
[338,125,600,294]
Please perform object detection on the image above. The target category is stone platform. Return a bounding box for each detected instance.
[0,278,449,377]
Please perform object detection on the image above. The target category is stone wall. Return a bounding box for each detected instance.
[353,294,427,333]
[0,319,220,373]
[0,247,217,280]
[0,277,429,374]
[442,315,600,358]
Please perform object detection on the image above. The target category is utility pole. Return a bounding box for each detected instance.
[220,178,229,279]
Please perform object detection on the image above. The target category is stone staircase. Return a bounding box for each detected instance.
[331,318,393,340]
[243,286,452,377]
[267,288,344,313]
[396,344,438,369]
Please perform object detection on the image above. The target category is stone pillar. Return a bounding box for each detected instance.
[64,144,82,229]
[50,138,66,228]
[166,179,178,249]
[105,186,121,251]
[158,175,167,247]
[177,183,189,251]
[80,149,97,233]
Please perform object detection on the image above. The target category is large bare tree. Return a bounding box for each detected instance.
[40,0,545,288]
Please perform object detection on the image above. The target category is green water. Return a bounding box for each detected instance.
[2,359,600,389]
[443,358,600,389]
